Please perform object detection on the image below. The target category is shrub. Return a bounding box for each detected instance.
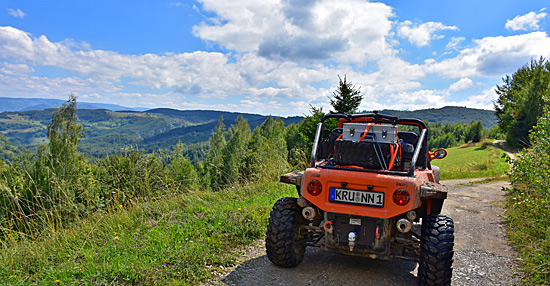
[506,111,550,284]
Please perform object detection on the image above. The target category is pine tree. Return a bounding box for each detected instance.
[329,75,363,114]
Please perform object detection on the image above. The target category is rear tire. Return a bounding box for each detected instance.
[418,214,454,286]
[265,197,306,268]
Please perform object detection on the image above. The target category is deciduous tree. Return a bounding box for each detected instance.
[495,57,550,147]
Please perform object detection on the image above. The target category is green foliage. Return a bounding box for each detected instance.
[464,120,484,143]
[298,105,326,149]
[247,117,289,181]
[0,132,26,162]
[506,110,550,284]
[204,116,227,190]
[329,75,363,114]
[495,57,550,148]
[426,120,486,150]
[221,116,251,187]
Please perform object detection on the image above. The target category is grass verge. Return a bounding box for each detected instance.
[0,181,295,285]
[436,141,510,180]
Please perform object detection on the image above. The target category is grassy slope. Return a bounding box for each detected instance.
[436,142,510,180]
[0,182,295,285]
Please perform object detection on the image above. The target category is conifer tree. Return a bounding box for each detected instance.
[329,75,363,114]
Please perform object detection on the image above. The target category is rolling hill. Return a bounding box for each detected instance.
[0,103,497,160]
[0,97,145,112]
[0,107,303,158]
[380,106,497,129]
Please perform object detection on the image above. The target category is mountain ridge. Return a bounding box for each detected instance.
[0,105,497,159]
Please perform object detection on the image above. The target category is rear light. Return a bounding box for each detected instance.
[393,189,410,206]
[307,180,322,196]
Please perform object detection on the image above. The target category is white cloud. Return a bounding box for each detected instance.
[193,0,395,63]
[7,8,26,19]
[458,88,499,110]
[505,11,547,31]
[446,37,465,51]
[0,26,339,115]
[426,32,550,78]
[448,78,473,92]
[398,21,458,47]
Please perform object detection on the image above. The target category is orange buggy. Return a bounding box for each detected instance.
[266,112,453,286]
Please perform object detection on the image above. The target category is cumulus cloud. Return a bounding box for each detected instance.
[505,10,547,31]
[426,32,550,78]
[398,21,458,47]
[7,8,26,19]
[448,78,473,92]
[0,25,337,115]
[193,0,395,63]
[2,1,550,116]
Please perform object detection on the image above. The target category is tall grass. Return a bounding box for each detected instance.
[0,181,296,285]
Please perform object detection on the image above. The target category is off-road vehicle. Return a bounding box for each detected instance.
[266,112,453,286]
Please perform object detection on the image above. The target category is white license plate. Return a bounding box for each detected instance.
[329,187,384,207]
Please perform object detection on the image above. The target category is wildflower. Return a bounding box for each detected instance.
[218,222,222,225]
[119,204,123,208]
[56,280,60,283]
[114,236,119,240]
[237,208,241,211]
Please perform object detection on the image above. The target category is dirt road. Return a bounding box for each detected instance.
[216,179,517,286]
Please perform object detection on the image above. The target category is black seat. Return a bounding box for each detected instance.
[398,131,427,169]
[398,131,418,145]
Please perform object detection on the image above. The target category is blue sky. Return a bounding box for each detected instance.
[0,0,549,116]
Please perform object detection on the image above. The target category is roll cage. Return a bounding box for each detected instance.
[310,112,429,176]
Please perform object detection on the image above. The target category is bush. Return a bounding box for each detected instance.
[506,111,550,284]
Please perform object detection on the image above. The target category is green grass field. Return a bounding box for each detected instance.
[436,142,510,180]
[0,182,296,285]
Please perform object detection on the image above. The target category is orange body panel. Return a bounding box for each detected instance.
[302,167,435,219]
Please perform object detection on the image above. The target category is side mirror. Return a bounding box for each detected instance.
[429,148,447,161]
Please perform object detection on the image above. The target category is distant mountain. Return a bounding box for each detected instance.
[0,105,497,160]
[0,107,303,159]
[0,97,146,112]
[379,106,497,129]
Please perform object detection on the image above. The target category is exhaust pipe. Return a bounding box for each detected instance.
[396,218,412,233]
[302,206,316,220]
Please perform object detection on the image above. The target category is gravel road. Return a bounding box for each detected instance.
[212,179,518,286]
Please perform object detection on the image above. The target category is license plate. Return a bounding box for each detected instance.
[329,187,384,207]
